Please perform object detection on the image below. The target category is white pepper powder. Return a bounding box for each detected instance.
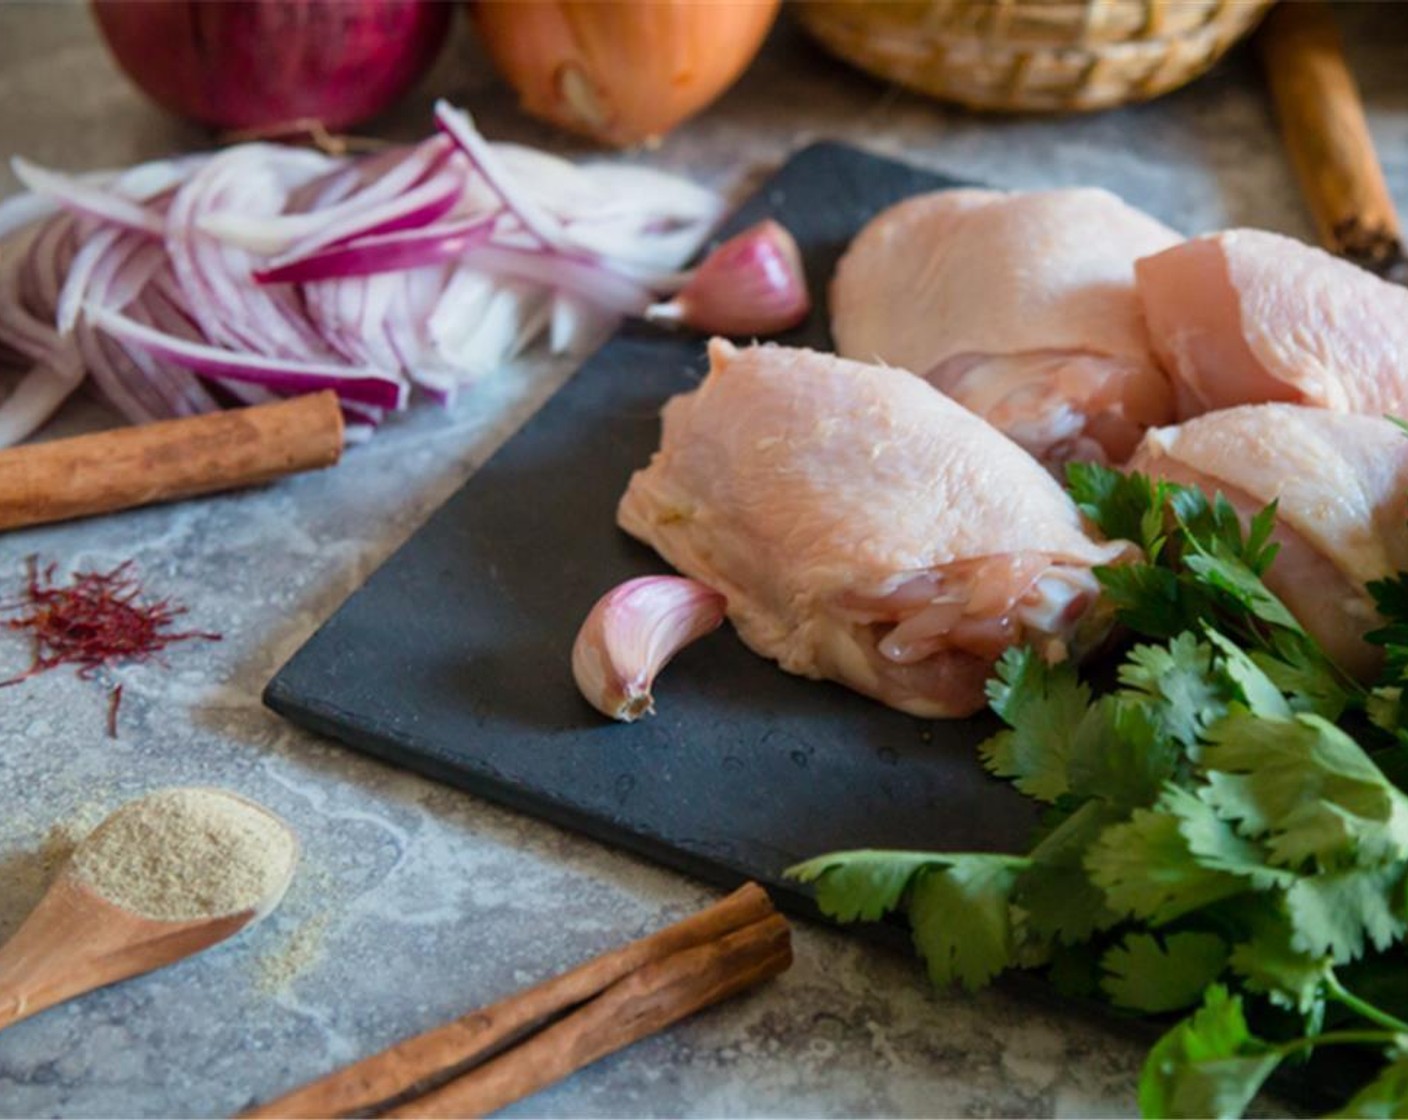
[72,788,297,921]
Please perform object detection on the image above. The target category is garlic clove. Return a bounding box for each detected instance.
[572,575,726,721]
[645,219,810,337]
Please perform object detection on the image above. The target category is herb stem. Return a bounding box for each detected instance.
[1275,1028,1402,1059]
[1326,974,1408,1033]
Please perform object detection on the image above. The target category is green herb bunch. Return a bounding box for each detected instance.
[789,465,1408,1119]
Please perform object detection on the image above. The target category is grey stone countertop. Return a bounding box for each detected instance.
[2,5,1404,1117]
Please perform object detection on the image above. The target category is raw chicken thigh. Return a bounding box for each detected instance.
[1136,229,1408,419]
[1128,404,1408,680]
[831,188,1181,468]
[618,340,1132,718]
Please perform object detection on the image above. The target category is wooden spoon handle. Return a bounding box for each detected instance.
[1257,2,1401,269]
[0,877,248,1032]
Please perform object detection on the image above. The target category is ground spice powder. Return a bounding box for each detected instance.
[72,788,298,922]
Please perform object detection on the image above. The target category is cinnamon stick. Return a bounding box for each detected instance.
[390,914,792,1119]
[242,882,781,1119]
[1257,2,1403,270]
[0,392,343,531]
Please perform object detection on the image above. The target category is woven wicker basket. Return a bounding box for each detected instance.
[795,0,1277,113]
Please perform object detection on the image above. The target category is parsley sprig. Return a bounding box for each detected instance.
[788,466,1408,1119]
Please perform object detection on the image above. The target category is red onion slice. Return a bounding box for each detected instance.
[86,305,408,410]
[434,101,575,254]
[12,157,164,236]
[203,160,466,261]
[459,244,654,317]
[254,217,495,285]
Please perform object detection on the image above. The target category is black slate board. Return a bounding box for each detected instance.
[264,142,1042,918]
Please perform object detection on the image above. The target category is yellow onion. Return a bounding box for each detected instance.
[471,1,781,147]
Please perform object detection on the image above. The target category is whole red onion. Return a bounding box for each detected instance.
[91,0,452,131]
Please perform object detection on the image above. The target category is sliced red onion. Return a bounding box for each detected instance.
[12,157,165,236]
[0,364,85,447]
[254,216,494,285]
[166,147,337,361]
[77,324,165,424]
[1,102,723,447]
[56,226,123,332]
[459,243,654,317]
[0,230,62,361]
[86,305,408,410]
[19,214,77,322]
[549,293,614,357]
[0,192,58,240]
[203,160,465,262]
[434,101,575,254]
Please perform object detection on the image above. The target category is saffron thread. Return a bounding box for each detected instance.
[0,558,221,732]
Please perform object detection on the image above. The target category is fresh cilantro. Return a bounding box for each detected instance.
[1284,868,1408,964]
[1138,986,1280,1120]
[1094,563,1187,640]
[1200,712,1408,869]
[1368,574,1408,684]
[1117,634,1228,749]
[787,850,1027,990]
[1016,800,1123,944]
[1202,629,1291,719]
[787,466,1408,1118]
[1085,801,1251,925]
[1224,897,1330,1018]
[788,850,943,922]
[1065,696,1178,808]
[982,646,1090,803]
[1066,462,1168,552]
[1158,785,1285,890]
[908,856,1025,990]
[1102,931,1230,1013]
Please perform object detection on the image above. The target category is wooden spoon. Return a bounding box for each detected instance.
[0,795,297,1032]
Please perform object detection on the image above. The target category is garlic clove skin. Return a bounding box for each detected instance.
[645,219,811,337]
[572,575,726,722]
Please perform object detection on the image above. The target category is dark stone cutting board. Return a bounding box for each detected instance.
[264,142,1042,921]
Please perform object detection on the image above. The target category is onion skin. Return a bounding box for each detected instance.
[90,0,452,131]
[471,0,781,147]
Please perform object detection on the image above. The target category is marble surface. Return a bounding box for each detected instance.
[1,4,1405,1117]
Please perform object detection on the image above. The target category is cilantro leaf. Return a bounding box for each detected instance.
[1017,800,1123,944]
[1065,695,1179,808]
[1202,628,1291,719]
[982,646,1090,803]
[1158,785,1286,889]
[909,856,1025,991]
[1201,712,1408,869]
[1138,985,1281,1120]
[1328,1055,1408,1118]
[1118,634,1228,749]
[1066,462,1167,551]
[1102,931,1230,1013]
[1085,800,1252,925]
[1046,941,1103,1000]
[787,851,1028,991]
[1168,487,1279,577]
[787,850,940,922]
[1368,574,1408,684]
[1285,866,1408,964]
[1224,897,1330,1017]
[1095,563,1186,640]
[1184,548,1300,634]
